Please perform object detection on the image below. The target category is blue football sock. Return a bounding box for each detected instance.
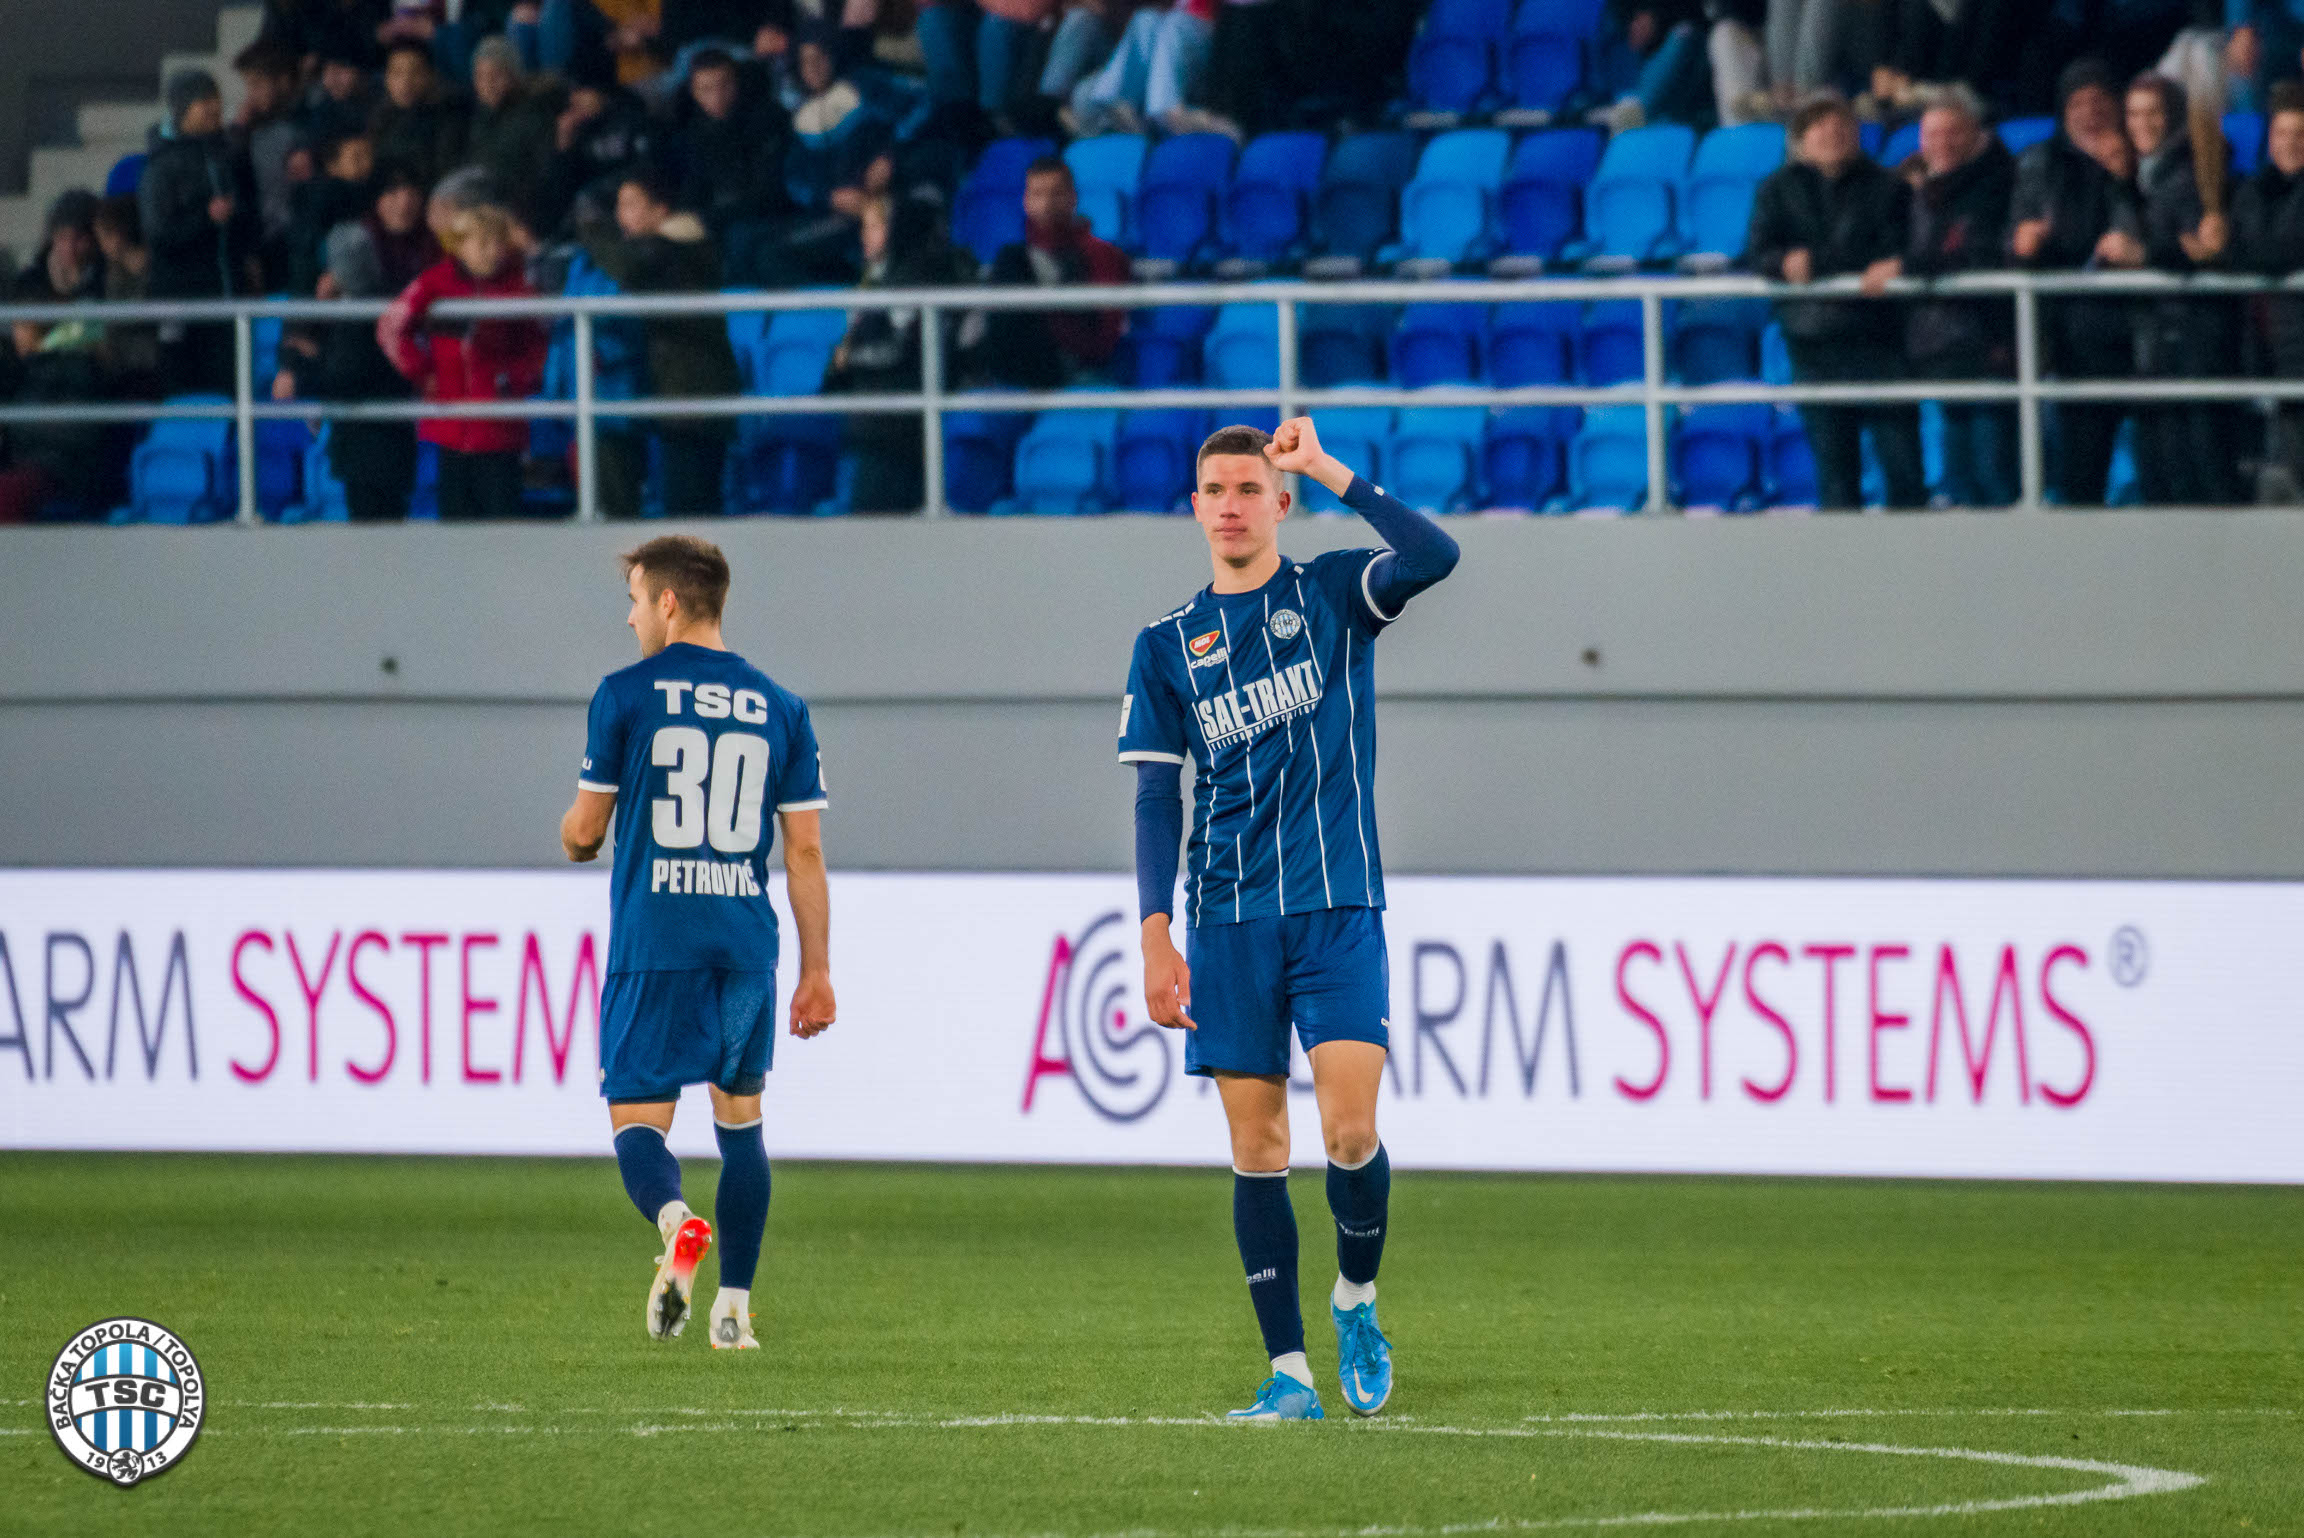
[1232,1168,1304,1361]
[1327,1143,1390,1287]
[712,1119,771,1290]
[613,1124,684,1227]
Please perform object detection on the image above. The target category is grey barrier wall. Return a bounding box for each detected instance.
[4,512,2303,877]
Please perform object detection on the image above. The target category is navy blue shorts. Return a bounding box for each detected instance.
[599,967,776,1102]
[1184,906,1391,1078]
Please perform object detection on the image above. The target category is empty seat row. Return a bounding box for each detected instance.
[1407,0,1609,121]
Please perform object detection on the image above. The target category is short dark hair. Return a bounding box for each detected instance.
[618,165,678,211]
[690,47,738,76]
[1024,154,1072,183]
[1194,424,1274,479]
[383,38,435,69]
[1789,91,1855,143]
[92,194,140,244]
[2271,80,2304,120]
[233,37,300,79]
[622,535,731,622]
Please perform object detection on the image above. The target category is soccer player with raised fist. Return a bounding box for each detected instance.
[1117,417,1460,1420]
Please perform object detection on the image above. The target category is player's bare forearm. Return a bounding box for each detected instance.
[1141,914,1196,1031]
[560,791,613,862]
[780,809,835,1036]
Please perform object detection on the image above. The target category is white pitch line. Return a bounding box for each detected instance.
[1518,1408,2296,1423]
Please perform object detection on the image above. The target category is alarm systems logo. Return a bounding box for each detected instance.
[47,1317,205,1486]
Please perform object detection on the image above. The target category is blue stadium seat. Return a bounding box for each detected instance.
[1064,134,1148,247]
[2227,111,2265,176]
[1137,133,1237,266]
[1315,131,1422,268]
[1674,403,1771,509]
[1503,0,1603,119]
[1115,409,1205,513]
[105,151,148,197]
[1397,129,1512,266]
[1672,297,1766,384]
[1226,132,1327,264]
[1387,406,1488,512]
[1204,302,1281,388]
[1390,303,1487,388]
[1498,128,1604,264]
[999,409,1121,514]
[1118,305,1216,387]
[1299,302,1393,387]
[1879,119,1920,168]
[1573,123,1695,266]
[291,426,352,522]
[1408,0,1509,118]
[1680,123,1783,264]
[1485,405,1576,510]
[1860,121,1884,157]
[1569,404,1648,510]
[734,307,846,513]
[250,315,285,386]
[121,401,235,524]
[1998,116,2054,156]
[1489,301,1579,386]
[1760,321,1793,385]
[954,136,1056,267]
[255,417,311,520]
[1579,300,1644,385]
[1767,410,1816,505]
[944,411,1033,514]
[1301,408,1391,512]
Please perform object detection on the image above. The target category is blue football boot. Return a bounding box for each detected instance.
[1332,1300,1393,1415]
[1226,1371,1325,1421]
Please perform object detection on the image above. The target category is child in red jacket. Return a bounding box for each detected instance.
[377,204,546,520]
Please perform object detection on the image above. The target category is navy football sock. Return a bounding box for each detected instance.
[712,1119,771,1290]
[613,1124,685,1227]
[1232,1168,1304,1362]
[1327,1143,1390,1287]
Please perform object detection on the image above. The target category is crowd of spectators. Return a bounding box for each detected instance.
[12,0,2304,517]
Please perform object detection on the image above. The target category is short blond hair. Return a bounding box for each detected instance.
[447,204,513,252]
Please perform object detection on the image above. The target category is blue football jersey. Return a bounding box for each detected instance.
[579,642,827,975]
[1118,547,1391,926]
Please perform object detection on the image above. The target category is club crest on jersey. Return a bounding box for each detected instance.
[1187,629,1229,669]
[1268,608,1304,640]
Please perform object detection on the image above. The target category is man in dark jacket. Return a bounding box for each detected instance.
[2121,71,2245,506]
[2232,81,2304,498]
[584,168,743,517]
[141,69,263,395]
[465,36,563,233]
[984,155,1130,389]
[2008,58,2143,508]
[1744,92,1925,510]
[670,49,796,237]
[276,220,417,520]
[369,41,471,190]
[1896,86,2018,507]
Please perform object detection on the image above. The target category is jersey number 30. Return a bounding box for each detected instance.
[650,727,769,853]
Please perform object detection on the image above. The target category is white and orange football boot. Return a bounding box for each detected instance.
[645,1202,713,1341]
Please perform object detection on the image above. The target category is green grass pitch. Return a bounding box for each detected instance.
[2,1154,2298,1537]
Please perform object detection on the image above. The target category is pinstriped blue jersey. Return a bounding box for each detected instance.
[1119,548,1390,926]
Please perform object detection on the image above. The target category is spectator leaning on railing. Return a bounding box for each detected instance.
[582,166,742,519]
[1893,85,2018,508]
[278,221,419,521]
[142,69,264,397]
[378,202,547,519]
[2231,79,2304,497]
[1744,91,1927,510]
[2120,70,2247,506]
[2008,57,2142,508]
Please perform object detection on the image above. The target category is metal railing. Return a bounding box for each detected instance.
[0,269,2297,521]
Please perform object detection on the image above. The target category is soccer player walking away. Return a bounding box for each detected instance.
[1119,418,1460,1421]
[560,535,836,1349]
